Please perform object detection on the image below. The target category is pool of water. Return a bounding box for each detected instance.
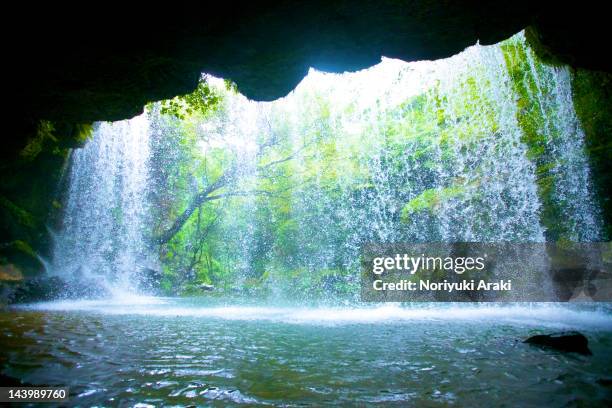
[1,298,611,406]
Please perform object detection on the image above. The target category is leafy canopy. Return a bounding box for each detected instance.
[159,77,236,120]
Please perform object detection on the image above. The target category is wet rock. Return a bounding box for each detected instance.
[0,263,24,282]
[198,283,214,291]
[596,378,612,386]
[524,331,592,355]
[138,267,163,293]
[0,373,35,387]
[8,275,64,303]
[0,241,45,277]
[8,275,110,304]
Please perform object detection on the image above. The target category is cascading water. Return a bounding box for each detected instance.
[521,50,602,241]
[189,32,602,296]
[51,114,154,295]
[50,32,602,298]
[283,37,545,246]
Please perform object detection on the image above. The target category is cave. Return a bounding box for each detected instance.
[1,2,611,406]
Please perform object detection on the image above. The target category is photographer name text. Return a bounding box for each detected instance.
[372,279,512,292]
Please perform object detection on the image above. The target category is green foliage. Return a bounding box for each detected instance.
[500,37,572,240]
[401,185,465,222]
[159,78,223,120]
[20,121,94,161]
[147,32,609,298]
[20,121,56,160]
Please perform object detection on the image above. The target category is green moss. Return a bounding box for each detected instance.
[72,123,94,145]
[0,118,90,275]
[20,121,56,160]
[0,196,36,228]
[401,185,465,222]
[500,37,567,240]
[571,69,612,240]
[499,35,612,240]
[10,240,37,258]
[19,121,93,161]
[0,240,42,277]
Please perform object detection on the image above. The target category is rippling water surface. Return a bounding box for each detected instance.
[1,299,611,407]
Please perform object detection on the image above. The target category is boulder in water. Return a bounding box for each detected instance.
[524,331,592,355]
[198,283,214,291]
[8,274,111,304]
[9,275,65,303]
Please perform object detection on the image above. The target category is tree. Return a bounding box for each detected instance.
[152,138,308,245]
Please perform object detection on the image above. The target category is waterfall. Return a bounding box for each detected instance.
[202,32,602,295]
[276,38,547,248]
[50,32,603,299]
[522,51,602,241]
[51,114,154,295]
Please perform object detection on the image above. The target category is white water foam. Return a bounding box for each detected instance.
[16,299,612,330]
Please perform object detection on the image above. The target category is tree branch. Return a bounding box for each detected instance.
[153,169,233,245]
[154,138,311,245]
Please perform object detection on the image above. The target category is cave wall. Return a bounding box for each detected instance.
[572,69,612,240]
[10,2,610,149]
[0,124,90,283]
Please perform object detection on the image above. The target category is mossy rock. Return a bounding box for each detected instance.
[0,241,44,277]
[0,119,88,276]
[0,264,23,282]
[571,69,612,240]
